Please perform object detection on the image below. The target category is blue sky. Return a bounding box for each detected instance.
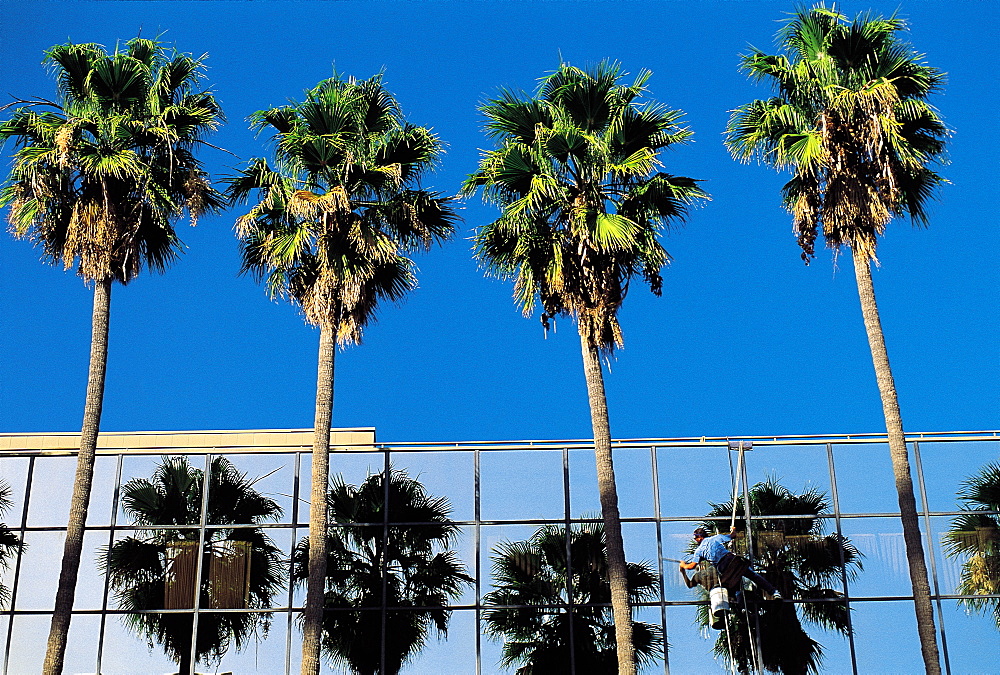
[0,2,997,673]
[1,0,996,443]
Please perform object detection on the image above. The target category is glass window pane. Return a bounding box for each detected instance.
[208,453,296,525]
[932,514,999,602]
[480,450,563,521]
[86,454,118,527]
[664,604,727,673]
[118,454,187,525]
[398,607,476,674]
[7,614,50,674]
[76,530,111,611]
[97,611,189,673]
[657,445,733,519]
[916,440,1000,514]
[214,611,289,674]
[27,455,76,527]
[391,450,474,523]
[831,443,910,515]
[622,521,661,578]
[661,519,703,603]
[479,524,551,598]
[14,530,63,610]
[937,598,999,674]
[743,443,832,498]
[850,600,922,673]
[571,447,655,519]
[0,456,29,529]
[839,517,916,598]
[64,613,101,674]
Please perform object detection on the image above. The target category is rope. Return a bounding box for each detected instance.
[736,442,764,675]
[723,610,738,675]
[730,443,744,532]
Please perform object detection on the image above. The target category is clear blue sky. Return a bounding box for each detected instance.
[0,2,997,673]
[0,1,996,442]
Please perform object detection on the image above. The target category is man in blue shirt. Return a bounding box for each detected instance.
[680,526,782,600]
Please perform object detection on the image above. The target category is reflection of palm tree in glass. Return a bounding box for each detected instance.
[483,522,662,674]
[101,457,283,674]
[945,462,1000,629]
[0,480,26,608]
[291,468,472,674]
[697,480,861,675]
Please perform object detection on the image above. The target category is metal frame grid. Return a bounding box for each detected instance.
[1,430,998,674]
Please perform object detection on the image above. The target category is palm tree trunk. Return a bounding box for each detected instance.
[43,278,112,675]
[177,624,193,675]
[301,325,335,675]
[579,331,635,675]
[851,251,941,675]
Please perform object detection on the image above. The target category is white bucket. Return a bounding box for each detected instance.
[710,586,730,618]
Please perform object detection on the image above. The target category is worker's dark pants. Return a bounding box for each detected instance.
[716,553,777,596]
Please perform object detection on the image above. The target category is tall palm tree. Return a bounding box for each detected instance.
[463,61,707,674]
[227,73,457,675]
[0,480,26,608]
[944,462,1000,629]
[693,479,861,675]
[725,8,948,672]
[291,468,472,674]
[0,38,223,674]
[483,522,662,674]
[101,456,284,674]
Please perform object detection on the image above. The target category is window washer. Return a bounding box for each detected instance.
[679,526,782,601]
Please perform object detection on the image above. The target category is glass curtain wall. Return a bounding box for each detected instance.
[0,431,996,674]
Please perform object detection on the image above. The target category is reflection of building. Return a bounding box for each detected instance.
[163,540,253,610]
[0,428,998,674]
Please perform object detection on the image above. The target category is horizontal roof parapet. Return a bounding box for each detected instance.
[0,428,377,453]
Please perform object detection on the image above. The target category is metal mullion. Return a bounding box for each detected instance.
[285,451,301,675]
[650,446,668,675]
[381,446,390,675]
[187,452,213,674]
[913,440,950,675]
[474,445,481,675]
[562,445,575,675]
[94,452,123,675]
[0,596,869,614]
[826,442,858,675]
[738,444,763,675]
[2,455,34,675]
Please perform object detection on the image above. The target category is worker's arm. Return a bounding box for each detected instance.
[679,560,698,570]
[679,566,697,588]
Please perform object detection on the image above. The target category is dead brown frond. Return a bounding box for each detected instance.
[182,169,210,226]
[55,124,74,168]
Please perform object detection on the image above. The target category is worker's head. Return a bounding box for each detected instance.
[693,527,709,542]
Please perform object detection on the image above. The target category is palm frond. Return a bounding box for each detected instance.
[467,61,706,352]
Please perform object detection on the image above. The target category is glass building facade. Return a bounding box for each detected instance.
[0,429,997,674]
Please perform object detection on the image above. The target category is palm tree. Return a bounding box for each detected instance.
[483,522,662,674]
[227,73,457,675]
[0,480,26,608]
[693,479,861,675]
[725,7,948,671]
[0,38,223,673]
[290,468,472,674]
[463,61,707,674]
[944,462,1000,629]
[101,456,284,674]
